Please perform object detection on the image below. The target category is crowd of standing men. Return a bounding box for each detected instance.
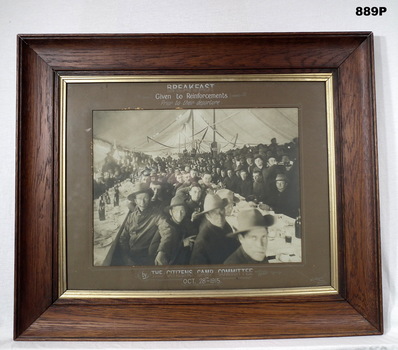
[94,138,300,266]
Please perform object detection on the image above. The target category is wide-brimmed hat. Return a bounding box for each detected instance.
[228,209,274,237]
[197,193,228,215]
[216,189,240,204]
[127,183,153,201]
[164,195,187,212]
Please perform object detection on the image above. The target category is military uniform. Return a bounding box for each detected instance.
[190,218,239,265]
[224,246,269,264]
[116,204,175,265]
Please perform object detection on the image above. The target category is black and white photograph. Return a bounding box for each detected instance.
[5,0,395,346]
[92,108,302,267]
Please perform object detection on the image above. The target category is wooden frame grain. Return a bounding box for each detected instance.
[15,33,382,340]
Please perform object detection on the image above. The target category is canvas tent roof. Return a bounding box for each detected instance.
[93,108,298,159]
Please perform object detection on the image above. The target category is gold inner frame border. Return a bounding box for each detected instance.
[58,74,338,299]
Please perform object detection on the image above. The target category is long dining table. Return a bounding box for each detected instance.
[94,181,302,266]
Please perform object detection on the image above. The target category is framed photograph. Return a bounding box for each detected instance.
[63,74,335,294]
[15,33,382,340]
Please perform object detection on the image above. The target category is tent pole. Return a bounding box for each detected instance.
[213,109,216,142]
[233,134,238,148]
[191,110,194,150]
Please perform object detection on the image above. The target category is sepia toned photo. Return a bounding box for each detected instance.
[93,108,301,267]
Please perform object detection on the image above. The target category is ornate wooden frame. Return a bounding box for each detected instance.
[15,33,382,340]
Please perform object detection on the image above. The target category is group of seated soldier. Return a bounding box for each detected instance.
[94,137,298,198]
[110,182,279,266]
[97,138,300,266]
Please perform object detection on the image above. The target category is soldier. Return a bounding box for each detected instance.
[224,209,274,264]
[113,183,175,266]
[265,173,299,218]
[190,194,239,265]
[164,196,197,265]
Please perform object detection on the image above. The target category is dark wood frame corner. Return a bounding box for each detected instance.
[15,32,382,341]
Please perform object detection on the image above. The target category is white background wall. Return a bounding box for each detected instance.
[1,1,397,349]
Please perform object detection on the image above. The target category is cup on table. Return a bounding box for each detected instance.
[284,232,292,243]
